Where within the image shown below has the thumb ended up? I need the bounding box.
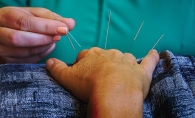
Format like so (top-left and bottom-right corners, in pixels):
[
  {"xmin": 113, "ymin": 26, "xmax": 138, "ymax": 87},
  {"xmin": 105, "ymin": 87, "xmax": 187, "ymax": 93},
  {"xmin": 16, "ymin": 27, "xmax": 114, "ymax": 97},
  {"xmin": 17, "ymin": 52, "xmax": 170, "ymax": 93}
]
[
  {"xmin": 46, "ymin": 58, "xmax": 88, "ymax": 101},
  {"xmin": 140, "ymin": 49, "xmax": 159, "ymax": 78},
  {"xmin": 46, "ymin": 58, "xmax": 73, "ymax": 89},
  {"xmin": 46, "ymin": 58, "xmax": 69, "ymax": 77}
]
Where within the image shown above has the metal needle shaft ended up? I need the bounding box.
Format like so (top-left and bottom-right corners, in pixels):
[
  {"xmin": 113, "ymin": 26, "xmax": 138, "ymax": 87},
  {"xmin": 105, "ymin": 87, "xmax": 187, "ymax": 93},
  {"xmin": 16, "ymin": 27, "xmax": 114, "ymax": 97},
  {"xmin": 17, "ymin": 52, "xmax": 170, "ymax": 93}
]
[
  {"xmin": 151, "ymin": 34, "xmax": 164, "ymax": 49},
  {"xmin": 67, "ymin": 34, "xmax": 75, "ymax": 50},
  {"xmin": 128, "ymin": 21, "xmax": 144, "ymax": 52},
  {"xmin": 105, "ymin": 10, "xmax": 111, "ymax": 49}
]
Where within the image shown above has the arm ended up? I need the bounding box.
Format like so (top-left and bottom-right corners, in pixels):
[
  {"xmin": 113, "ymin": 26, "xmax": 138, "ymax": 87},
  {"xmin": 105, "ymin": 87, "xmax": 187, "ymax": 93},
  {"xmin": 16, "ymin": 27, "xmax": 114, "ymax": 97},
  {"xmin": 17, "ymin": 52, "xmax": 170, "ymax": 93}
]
[{"xmin": 46, "ymin": 47, "xmax": 159, "ymax": 117}]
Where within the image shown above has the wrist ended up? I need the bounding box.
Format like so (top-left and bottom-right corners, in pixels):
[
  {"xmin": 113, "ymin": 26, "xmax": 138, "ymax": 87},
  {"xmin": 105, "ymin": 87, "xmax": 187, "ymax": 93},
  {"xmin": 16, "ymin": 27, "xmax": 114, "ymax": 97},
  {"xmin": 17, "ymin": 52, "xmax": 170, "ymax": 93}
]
[{"xmin": 87, "ymin": 88, "xmax": 144, "ymax": 118}]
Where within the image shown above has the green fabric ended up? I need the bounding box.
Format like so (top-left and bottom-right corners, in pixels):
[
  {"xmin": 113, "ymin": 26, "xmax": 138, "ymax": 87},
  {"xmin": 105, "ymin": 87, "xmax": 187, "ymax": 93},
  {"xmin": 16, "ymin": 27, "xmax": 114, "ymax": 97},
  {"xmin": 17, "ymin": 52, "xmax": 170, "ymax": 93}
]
[{"xmin": 0, "ymin": 0, "xmax": 195, "ymax": 63}]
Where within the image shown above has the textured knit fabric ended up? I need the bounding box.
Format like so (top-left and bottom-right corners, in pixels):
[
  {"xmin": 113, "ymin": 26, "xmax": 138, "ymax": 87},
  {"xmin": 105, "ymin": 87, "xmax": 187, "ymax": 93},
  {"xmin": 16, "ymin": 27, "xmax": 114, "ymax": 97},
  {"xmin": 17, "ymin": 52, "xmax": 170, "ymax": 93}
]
[
  {"xmin": 0, "ymin": 64, "xmax": 87, "ymax": 117},
  {"xmin": 0, "ymin": 50, "xmax": 195, "ymax": 117},
  {"xmin": 143, "ymin": 51, "xmax": 195, "ymax": 118}
]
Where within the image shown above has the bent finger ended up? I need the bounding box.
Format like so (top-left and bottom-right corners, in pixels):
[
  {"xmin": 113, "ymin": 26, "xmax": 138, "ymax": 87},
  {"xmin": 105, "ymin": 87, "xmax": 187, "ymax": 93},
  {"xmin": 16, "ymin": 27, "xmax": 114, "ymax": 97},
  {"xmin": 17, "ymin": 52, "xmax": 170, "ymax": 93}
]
[
  {"xmin": 2, "ymin": 44, "xmax": 55, "ymax": 63},
  {"xmin": 27, "ymin": 8, "xmax": 75, "ymax": 30},
  {"xmin": 75, "ymin": 47, "xmax": 104, "ymax": 63},
  {"xmin": 0, "ymin": 43, "xmax": 55, "ymax": 58},
  {"xmin": 0, "ymin": 7, "xmax": 73, "ymax": 35},
  {"xmin": 0, "ymin": 27, "xmax": 56, "ymax": 47},
  {"xmin": 25, "ymin": 7, "xmax": 75, "ymax": 30},
  {"xmin": 124, "ymin": 53, "xmax": 136, "ymax": 62},
  {"xmin": 46, "ymin": 58, "xmax": 89, "ymax": 101},
  {"xmin": 46, "ymin": 58, "xmax": 78, "ymax": 93}
]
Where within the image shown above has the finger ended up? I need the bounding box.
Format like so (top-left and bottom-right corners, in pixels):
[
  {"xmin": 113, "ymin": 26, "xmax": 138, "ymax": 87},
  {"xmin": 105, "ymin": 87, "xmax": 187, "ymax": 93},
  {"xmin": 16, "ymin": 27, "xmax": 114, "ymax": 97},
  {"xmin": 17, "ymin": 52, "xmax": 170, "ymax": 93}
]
[
  {"xmin": 74, "ymin": 47, "xmax": 103, "ymax": 63},
  {"xmin": 46, "ymin": 58, "xmax": 70, "ymax": 80},
  {"xmin": 123, "ymin": 53, "xmax": 137, "ymax": 64},
  {"xmin": 140, "ymin": 49, "xmax": 159, "ymax": 78},
  {"xmin": 2, "ymin": 43, "xmax": 55, "ymax": 63},
  {"xmin": 74, "ymin": 49, "xmax": 88, "ymax": 63},
  {"xmin": 124, "ymin": 53, "xmax": 136, "ymax": 62},
  {"xmin": 0, "ymin": 43, "xmax": 54, "ymax": 58},
  {"xmin": 26, "ymin": 8, "xmax": 75, "ymax": 30},
  {"xmin": 88, "ymin": 47, "xmax": 104, "ymax": 55},
  {"xmin": 46, "ymin": 58, "xmax": 78, "ymax": 93},
  {"xmin": 0, "ymin": 7, "xmax": 74, "ymax": 34},
  {"xmin": 105, "ymin": 49, "xmax": 124, "ymax": 62},
  {"xmin": 0, "ymin": 27, "xmax": 56, "ymax": 47},
  {"xmin": 57, "ymin": 18, "xmax": 75, "ymax": 31},
  {"xmin": 106, "ymin": 49, "xmax": 124, "ymax": 57},
  {"xmin": 20, "ymin": 7, "xmax": 75, "ymax": 31},
  {"xmin": 46, "ymin": 58, "xmax": 89, "ymax": 101}
]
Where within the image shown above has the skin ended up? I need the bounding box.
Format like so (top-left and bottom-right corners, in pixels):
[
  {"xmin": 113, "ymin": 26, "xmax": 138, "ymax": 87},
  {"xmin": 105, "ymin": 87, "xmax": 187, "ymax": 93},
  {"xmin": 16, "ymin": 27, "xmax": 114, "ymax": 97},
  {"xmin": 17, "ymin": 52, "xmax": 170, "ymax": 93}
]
[
  {"xmin": 46, "ymin": 47, "xmax": 159, "ymax": 118},
  {"xmin": 0, "ymin": 7, "xmax": 75, "ymax": 63}
]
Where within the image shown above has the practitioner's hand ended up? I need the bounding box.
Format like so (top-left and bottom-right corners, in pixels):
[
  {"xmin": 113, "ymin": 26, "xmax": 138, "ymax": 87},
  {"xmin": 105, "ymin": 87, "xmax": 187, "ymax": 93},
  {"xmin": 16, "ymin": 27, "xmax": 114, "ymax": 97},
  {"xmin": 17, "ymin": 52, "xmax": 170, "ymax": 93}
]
[
  {"xmin": 46, "ymin": 47, "xmax": 159, "ymax": 117},
  {"xmin": 0, "ymin": 7, "xmax": 75, "ymax": 63}
]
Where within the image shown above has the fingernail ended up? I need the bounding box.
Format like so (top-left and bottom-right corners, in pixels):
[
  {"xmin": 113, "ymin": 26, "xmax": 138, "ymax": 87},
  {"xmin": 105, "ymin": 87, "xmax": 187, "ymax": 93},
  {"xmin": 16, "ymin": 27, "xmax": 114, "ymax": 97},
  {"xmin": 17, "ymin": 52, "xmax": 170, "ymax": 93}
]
[
  {"xmin": 57, "ymin": 27, "xmax": 68, "ymax": 34},
  {"xmin": 149, "ymin": 49, "xmax": 157, "ymax": 53},
  {"xmin": 53, "ymin": 35, "xmax": 61, "ymax": 41},
  {"xmin": 46, "ymin": 59, "xmax": 54, "ymax": 70}
]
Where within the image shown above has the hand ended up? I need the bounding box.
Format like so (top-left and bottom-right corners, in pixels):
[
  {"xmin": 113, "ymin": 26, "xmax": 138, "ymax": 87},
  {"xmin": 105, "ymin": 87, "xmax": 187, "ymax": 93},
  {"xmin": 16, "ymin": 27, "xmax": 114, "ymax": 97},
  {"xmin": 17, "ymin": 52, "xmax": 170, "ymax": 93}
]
[
  {"xmin": 0, "ymin": 7, "xmax": 75, "ymax": 63},
  {"xmin": 46, "ymin": 47, "xmax": 159, "ymax": 117}
]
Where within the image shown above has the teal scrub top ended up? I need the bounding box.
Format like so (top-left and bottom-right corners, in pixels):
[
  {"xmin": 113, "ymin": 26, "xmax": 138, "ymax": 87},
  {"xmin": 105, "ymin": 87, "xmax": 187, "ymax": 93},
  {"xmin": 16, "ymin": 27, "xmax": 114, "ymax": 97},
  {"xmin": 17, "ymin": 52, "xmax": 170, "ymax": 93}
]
[{"xmin": 0, "ymin": 0, "xmax": 195, "ymax": 64}]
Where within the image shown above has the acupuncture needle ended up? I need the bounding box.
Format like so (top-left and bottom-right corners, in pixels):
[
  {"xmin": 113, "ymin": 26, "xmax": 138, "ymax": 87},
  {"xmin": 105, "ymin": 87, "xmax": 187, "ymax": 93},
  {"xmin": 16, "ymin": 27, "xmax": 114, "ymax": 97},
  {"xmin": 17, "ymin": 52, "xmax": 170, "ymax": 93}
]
[
  {"xmin": 52, "ymin": 13, "xmax": 81, "ymax": 49},
  {"xmin": 105, "ymin": 10, "xmax": 112, "ymax": 49},
  {"xmin": 68, "ymin": 32, "xmax": 81, "ymax": 47},
  {"xmin": 67, "ymin": 34, "xmax": 75, "ymax": 50},
  {"xmin": 128, "ymin": 21, "xmax": 144, "ymax": 52},
  {"xmin": 151, "ymin": 34, "xmax": 164, "ymax": 49}
]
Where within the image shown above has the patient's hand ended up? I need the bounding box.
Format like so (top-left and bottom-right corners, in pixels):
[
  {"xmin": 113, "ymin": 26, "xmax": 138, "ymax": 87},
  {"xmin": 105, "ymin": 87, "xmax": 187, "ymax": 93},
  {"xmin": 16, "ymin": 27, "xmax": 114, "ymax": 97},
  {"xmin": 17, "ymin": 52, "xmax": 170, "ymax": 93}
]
[{"xmin": 46, "ymin": 47, "xmax": 159, "ymax": 117}]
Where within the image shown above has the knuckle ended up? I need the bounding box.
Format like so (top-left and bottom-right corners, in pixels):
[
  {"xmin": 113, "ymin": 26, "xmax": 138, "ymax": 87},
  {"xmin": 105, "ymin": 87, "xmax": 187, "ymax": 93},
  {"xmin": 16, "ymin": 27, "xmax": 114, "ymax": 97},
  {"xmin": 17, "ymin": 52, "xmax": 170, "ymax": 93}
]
[
  {"xmin": 38, "ymin": 35, "xmax": 49, "ymax": 46},
  {"xmin": 90, "ymin": 47, "xmax": 100, "ymax": 51},
  {"xmin": 122, "ymin": 53, "xmax": 136, "ymax": 65},
  {"xmin": 110, "ymin": 49, "xmax": 120, "ymax": 53},
  {"xmin": 124, "ymin": 53, "xmax": 136, "ymax": 60},
  {"xmin": 44, "ymin": 23, "xmax": 50, "ymax": 33},
  {"xmin": 124, "ymin": 53, "xmax": 132, "ymax": 56},
  {"xmin": 29, "ymin": 48, "xmax": 38, "ymax": 55},
  {"xmin": 37, "ymin": 8, "xmax": 51, "ymax": 13},
  {"xmin": 38, "ymin": 45, "xmax": 54, "ymax": 59},
  {"xmin": 51, "ymin": 12, "xmax": 62, "ymax": 21},
  {"xmin": 50, "ymin": 61, "xmax": 64, "ymax": 75},
  {"xmin": 109, "ymin": 49, "xmax": 123, "ymax": 56},
  {"xmin": 8, "ymin": 31, "xmax": 20, "ymax": 46},
  {"xmin": 38, "ymin": 53, "xmax": 45, "ymax": 59},
  {"xmin": 0, "ymin": 7, "xmax": 10, "ymax": 14},
  {"xmin": 38, "ymin": 49, "xmax": 49, "ymax": 60},
  {"xmin": 88, "ymin": 47, "xmax": 102, "ymax": 54},
  {"xmin": 17, "ymin": 16, "xmax": 31, "ymax": 31},
  {"xmin": 51, "ymin": 12, "xmax": 62, "ymax": 19},
  {"xmin": 41, "ymin": 36, "xmax": 48, "ymax": 45}
]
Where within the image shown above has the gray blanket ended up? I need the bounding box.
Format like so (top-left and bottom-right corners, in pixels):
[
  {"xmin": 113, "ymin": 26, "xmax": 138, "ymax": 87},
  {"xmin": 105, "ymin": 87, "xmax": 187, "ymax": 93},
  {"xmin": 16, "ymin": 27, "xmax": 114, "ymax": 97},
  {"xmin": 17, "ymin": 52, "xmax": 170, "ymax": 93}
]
[{"xmin": 0, "ymin": 50, "xmax": 195, "ymax": 118}]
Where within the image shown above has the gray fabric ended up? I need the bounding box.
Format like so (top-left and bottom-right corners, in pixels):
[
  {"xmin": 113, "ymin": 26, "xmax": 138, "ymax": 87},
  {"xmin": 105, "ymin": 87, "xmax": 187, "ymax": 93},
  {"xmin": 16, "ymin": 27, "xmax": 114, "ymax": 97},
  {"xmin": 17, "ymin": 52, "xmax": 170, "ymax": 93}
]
[{"xmin": 0, "ymin": 50, "xmax": 195, "ymax": 117}]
